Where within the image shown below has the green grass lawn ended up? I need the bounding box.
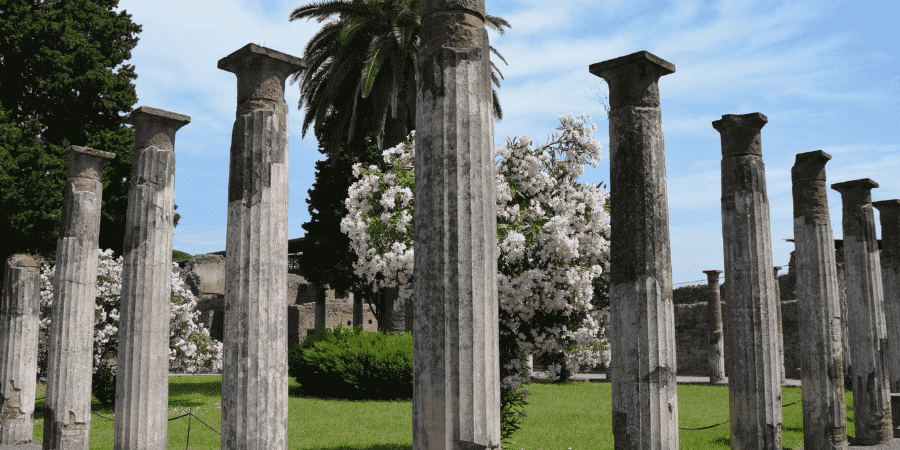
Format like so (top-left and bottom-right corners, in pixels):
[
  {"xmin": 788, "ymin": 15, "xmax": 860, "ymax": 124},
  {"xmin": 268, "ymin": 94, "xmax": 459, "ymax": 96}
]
[{"xmin": 31, "ymin": 376, "xmax": 856, "ymax": 449}]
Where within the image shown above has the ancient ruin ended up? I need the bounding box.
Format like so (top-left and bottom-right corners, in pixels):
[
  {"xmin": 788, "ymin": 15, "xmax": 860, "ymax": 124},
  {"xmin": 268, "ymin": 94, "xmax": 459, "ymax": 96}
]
[
  {"xmin": 0, "ymin": 255, "xmax": 41, "ymax": 445},
  {"xmin": 218, "ymin": 43, "xmax": 304, "ymax": 449},
  {"xmin": 791, "ymin": 150, "xmax": 848, "ymax": 449},
  {"xmin": 703, "ymin": 270, "xmax": 725, "ymax": 384},
  {"xmin": 43, "ymin": 146, "xmax": 115, "ymax": 450},
  {"xmin": 590, "ymin": 50, "xmax": 679, "ymax": 448},
  {"xmin": 714, "ymin": 112, "xmax": 782, "ymax": 448},
  {"xmin": 413, "ymin": 1, "xmax": 501, "ymax": 447},
  {"xmin": 873, "ymin": 199, "xmax": 900, "ymax": 395},
  {"xmin": 114, "ymin": 106, "xmax": 190, "ymax": 449},
  {"xmin": 773, "ymin": 266, "xmax": 785, "ymax": 386},
  {"xmin": 833, "ymin": 178, "xmax": 894, "ymax": 445}
]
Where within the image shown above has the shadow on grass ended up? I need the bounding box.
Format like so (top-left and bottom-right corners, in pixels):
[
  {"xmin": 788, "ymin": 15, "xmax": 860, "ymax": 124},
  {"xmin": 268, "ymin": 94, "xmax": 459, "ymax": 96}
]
[
  {"xmin": 288, "ymin": 384, "xmax": 412, "ymax": 403},
  {"xmin": 168, "ymin": 379, "xmax": 222, "ymax": 397}
]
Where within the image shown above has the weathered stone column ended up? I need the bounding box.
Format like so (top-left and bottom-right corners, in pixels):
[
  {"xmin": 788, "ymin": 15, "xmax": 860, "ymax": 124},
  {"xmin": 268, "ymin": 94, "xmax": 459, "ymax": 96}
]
[
  {"xmin": 113, "ymin": 106, "xmax": 190, "ymax": 449},
  {"xmin": 703, "ymin": 270, "xmax": 726, "ymax": 385},
  {"xmin": 0, "ymin": 255, "xmax": 41, "ymax": 445},
  {"xmin": 218, "ymin": 43, "xmax": 304, "ymax": 449},
  {"xmin": 836, "ymin": 260, "xmax": 853, "ymax": 384},
  {"xmin": 590, "ymin": 51, "xmax": 679, "ymax": 449},
  {"xmin": 714, "ymin": 112, "xmax": 782, "ymax": 449},
  {"xmin": 874, "ymin": 199, "xmax": 900, "ymax": 394},
  {"xmin": 791, "ymin": 150, "xmax": 848, "ymax": 450},
  {"xmin": 413, "ymin": 1, "xmax": 501, "ymax": 447},
  {"xmin": 773, "ymin": 266, "xmax": 785, "ymax": 385},
  {"xmin": 832, "ymin": 178, "xmax": 894, "ymax": 445},
  {"xmin": 43, "ymin": 146, "xmax": 115, "ymax": 450}
]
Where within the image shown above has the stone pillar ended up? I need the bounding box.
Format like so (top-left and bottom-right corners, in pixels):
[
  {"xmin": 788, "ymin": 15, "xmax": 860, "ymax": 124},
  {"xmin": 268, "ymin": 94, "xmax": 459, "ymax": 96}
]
[
  {"xmin": 218, "ymin": 43, "xmax": 304, "ymax": 450},
  {"xmin": 113, "ymin": 106, "xmax": 190, "ymax": 449},
  {"xmin": 773, "ymin": 266, "xmax": 785, "ymax": 386},
  {"xmin": 703, "ymin": 270, "xmax": 726, "ymax": 385},
  {"xmin": 0, "ymin": 255, "xmax": 41, "ymax": 445},
  {"xmin": 413, "ymin": 1, "xmax": 501, "ymax": 447},
  {"xmin": 874, "ymin": 199, "xmax": 900, "ymax": 394},
  {"xmin": 832, "ymin": 178, "xmax": 894, "ymax": 445},
  {"xmin": 525, "ymin": 354, "xmax": 534, "ymax": 379},
  {"xmin": 590, "ymin": 51, "xmax": 679, "ymax": 449},
  {"xmin": 43, "ymin": 146, "xmax": 115, "ymax": 450},
  {"xmin": 791, "ymin": 150, "xmax": 848, "ymax": 450},
  {"xmin": 315, "ymin": 286, "xmax": 326, "ymax": 334},
  {"xmin": 714, "ymin": 113, "xmax": 782, "ymax": 449},
  {"xmin": 353, "ymin": 293, "xmax": 364, "ymax": 329}
]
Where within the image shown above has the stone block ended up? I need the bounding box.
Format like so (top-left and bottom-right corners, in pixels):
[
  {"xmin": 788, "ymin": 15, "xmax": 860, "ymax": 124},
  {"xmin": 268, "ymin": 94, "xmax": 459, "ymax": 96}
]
[{"xmin": 181, "ymin": 254, "xmax": 225, "ymax": 298}]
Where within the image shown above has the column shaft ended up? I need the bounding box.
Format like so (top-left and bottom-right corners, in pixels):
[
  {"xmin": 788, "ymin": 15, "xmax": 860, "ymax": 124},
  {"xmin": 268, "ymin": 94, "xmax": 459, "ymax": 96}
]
[
  {"xmin": 773, "ymin": 266, "xmax": 785, "ymax": 386},
  {"xmin": 714, "ymin": 113, "xmax": 782, "ymax": 449},
  {"xmin": 703, "ymin": 270, "xmax": 725, "ymax": 384},
  {"xmin": 832, "ymin": 178, "xmax": 893, "ymax": 445},
  {"xmin": 590, "ymin": 51, "xmax": 679, "ymax": 449},
  {"xmin": 873, "ymin": 199, "xmax": 900, "ymax": 394},
  {"xmin": 791, "ymin": 150, "xmax": 848, "ymax": 450},
  {"xmin": 413, "ymin": 1, "xmax": 501, "ymax": 448},
  {"xmin": 43, "ymin": 146, "xmax": 115, "ymax": 450},
  {"xmin": 0, "ymin": 255, "xmax": 41, "ymax": 445},
  {"xmin": 114, "ymin": 106, "xmax": 190, "ymax": 449},
  {"xmin": 218, "ymin": 43, "xmax": 304, "ymax": 450}
]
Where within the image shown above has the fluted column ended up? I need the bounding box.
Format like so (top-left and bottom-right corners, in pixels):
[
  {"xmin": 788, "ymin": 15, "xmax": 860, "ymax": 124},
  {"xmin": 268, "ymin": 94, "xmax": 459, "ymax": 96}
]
[
  {"xmin": 703, "ymin": 270, "xmax": 725, "ymax": 384},
  {"xmin": 714, "ymin": 113, "xmax": 782, "ymax": 449},
  {"xmin": 114, "ymin": 106, "xmax": 190, "ymax": 449},
  {"xmin": 43, "ymin": 146, "xmax": 115, "ymax": 450},
  {"xmin": 218, "ymin": 43, "xmax": 304, "ymax": 450},
  {"xmin": 590, "ymin": 51, "xmax": 679, "ymax": 449},
  {"xmin": 413, "ymin": 1, "xmax": 501, "ymax": 447},
  {"xmin": 832, "ymin": 179, "xmax": 894, "ymax": 444},
  {"xmin": 791, "ymin": 150, "xmax": 848, "ymax": 450},
  {"xmin": 874, "ymin": 199, "xmax": 900, "ymax": 394},
  {"xmin": 773, "ymin": 266, "xmax": 785, "ymax": 386},
  {"xmin": 0, "ymin": 255, "xmax": 41, "ymax": 445}
]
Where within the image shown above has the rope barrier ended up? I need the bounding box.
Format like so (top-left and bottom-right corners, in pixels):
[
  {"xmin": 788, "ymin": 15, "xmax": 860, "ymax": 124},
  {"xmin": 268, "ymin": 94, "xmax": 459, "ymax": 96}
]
[{"xmin": 678, "ymin": 398, "xmax": 802, "ymax": 430}]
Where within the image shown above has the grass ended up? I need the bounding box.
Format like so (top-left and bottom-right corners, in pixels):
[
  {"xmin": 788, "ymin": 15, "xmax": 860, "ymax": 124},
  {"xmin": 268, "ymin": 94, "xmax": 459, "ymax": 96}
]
[{"xmin": 29, "ymin": 376, "xmax": 859, "ymax": 449}]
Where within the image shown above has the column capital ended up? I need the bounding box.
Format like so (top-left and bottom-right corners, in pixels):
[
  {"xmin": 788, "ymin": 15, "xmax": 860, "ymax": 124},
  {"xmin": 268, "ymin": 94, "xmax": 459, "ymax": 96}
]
[
  {"xmin": 832, "ymin": 178, "xmax": 878, "ymax": 204},
  {"xmin": 589, "ymin": 50, "xmax": 675, "ymax": 109},
  {"xmin": 712, "ymin": 113, "xmax": 768, "ymax": 157},
  {"xmin": 702, "ymin": 270, "xmax": 722, "ymax": 284},
  {"xmin": 125, "ymin": 106, "xmax": 190, "ymax": 152},
  {"xmin": 5, "ymin": 254, "xmax": 39, "ymax": 268},
  {"xmin": 218, "ymin": 43, "xmax": 305, "ymax": 110},
  {"xmin": 874, "ymin": 200, "xmax": 900, "ymax": 222},
  {"xmin": 64, "ymin": 146, "xmax": 115, "ymax": 180},
  {"xmin": 791, "ymin": 150, "xmax": 832, "ymax": 182},
  {"xmin": 773, "ymin": 266, "xmax": 782, "ymax": 276}
]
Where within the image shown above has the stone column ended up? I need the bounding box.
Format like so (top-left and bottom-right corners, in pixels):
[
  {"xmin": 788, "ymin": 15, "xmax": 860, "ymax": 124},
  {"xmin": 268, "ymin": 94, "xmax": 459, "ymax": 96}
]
[
  {"xmin": 590, "ymin": 51, "xmax": 679, "ymax": 449},
  {"xmin": 353, "ymin": 293, "xmax": 363, "ymax": 329},
  {"xmin": 791, "ymin": 150, "xmax": 848, "ymax": 450},
  {"xmin": 114, "ymin": 106, "xmax": 190, "ymax": 449},
  {"xmin": 43, "ymin": 146, "xmax": 115, "ymax": 450},
  {"xmin": 218, "ymin": 43, "xmax": 304, "ymax": 450},
  {"xmin": 714, "ymin": 113, "xmax": 782, "ymax": 449},
  {"xmin": 874, "ymin": 199, "xmax": 900, "ymax": 394},
  {"xmin": 525, "ymin": 354, "xmax": 534, "ymax": 379},
  {"xmin": 703, "ymin": 270, "xmax": 726, "ymax": 384},
  {"xmin": 413, "ymin": 1, "xmax": 501, "ymax": 447},
  {"xmin": 832, "ymin": 178, "xmax": 894, "ymax": 445},
  {"xmin": 0, "ymin": 255, "xmax": 41, "ymax": 445},
  {"xmin": 773, "ymin": 266, "xmax": 785, "ymax": 385}
]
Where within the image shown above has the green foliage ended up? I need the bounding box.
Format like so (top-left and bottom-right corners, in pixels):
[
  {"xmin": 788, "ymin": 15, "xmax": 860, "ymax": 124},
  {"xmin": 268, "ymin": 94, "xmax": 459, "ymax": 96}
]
[
  {"xmin": 0, "ymin": 0, "xmax": 142, "ymax": 277},
  {"xmin": 91, "ymin": 360, "xmax": 117, "ymax": 408},
  {"xmin": 172, "ymin": 249, "xmax": 192, "ymax": 262},
  {"xmin": 288, "ymin": 325, "xmax": 413, "ymax": 401}
]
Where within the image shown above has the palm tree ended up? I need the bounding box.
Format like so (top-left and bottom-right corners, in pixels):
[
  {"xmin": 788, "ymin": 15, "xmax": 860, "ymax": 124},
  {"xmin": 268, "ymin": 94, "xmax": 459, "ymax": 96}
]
[{"xmin": 288, "ymin": 0, "xmax": 510, "ymax": 158}]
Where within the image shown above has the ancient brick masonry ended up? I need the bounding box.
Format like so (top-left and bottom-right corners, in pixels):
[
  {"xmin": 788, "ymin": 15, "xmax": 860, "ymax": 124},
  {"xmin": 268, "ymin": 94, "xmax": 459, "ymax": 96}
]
[
  {"xmin": 833, "ymin": 179, "xmax": 894, "ymax": 445},
  {"xmin": 714, "ymin": 112, "xmax": 782, "ymax": 449},
  {"xmin": 873, "ymin": 199, "xmax": 900, "ymax": 395},
  {"xmin": 43, "ymin": 146, "xmax": 115, "ymax": 450},
  {"xmin": 703, "ymin": 270, "xmax": 725, "ymax": 384},
  {"xmin": 218, "ymin": 43, "xmax": 304, "ymax": 450},
  {"xmin": 413, "ymin": 1, "xmax": 501, "ymax": 448},
  {"xmin": 791, "ymin": 150, "xmax": 848, "ymax": 450},
  {"xmin": 0, "ymin": 255, "xmax": 41, "ymax": 445},
  {"xmin": 590, "ymin": 50, "xmax": 679, "ymax": 449},
  {"xmin": 114, "ymin": 106, "xmax": 190, "ymax": 450}
]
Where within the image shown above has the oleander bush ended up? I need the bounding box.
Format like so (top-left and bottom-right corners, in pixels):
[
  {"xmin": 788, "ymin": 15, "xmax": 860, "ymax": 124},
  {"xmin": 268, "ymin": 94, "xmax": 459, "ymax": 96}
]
[{"xmin": 288, "ymin": 325, "xmax": 413, "ymax": 401}]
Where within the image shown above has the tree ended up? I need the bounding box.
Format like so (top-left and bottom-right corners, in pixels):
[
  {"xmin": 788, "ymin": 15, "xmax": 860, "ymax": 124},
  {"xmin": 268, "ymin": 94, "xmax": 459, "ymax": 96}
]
[
  {"xmin": 288, "ymin": 0, "xmax": 510, "ymax": 158},
  {"xmin": 0, "ymin": 0, "xmax": 142, "ymax": 289}
]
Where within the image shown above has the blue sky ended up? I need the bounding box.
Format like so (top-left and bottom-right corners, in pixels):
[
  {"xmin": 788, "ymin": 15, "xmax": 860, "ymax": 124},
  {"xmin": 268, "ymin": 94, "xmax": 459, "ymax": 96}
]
[{"xmin": 112, "ymin": 0, "xmax": 899, "ymax": 287}]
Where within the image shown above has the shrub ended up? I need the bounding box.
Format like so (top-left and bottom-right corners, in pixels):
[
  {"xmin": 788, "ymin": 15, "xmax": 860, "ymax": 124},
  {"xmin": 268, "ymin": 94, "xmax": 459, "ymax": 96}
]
[
  {"xmin": 92, "ymin": 360, "xmax": 117, "ymax": 408},
  {"xmin": 288, "ymin": 325, "xmax": 412, "ymax": 401}
]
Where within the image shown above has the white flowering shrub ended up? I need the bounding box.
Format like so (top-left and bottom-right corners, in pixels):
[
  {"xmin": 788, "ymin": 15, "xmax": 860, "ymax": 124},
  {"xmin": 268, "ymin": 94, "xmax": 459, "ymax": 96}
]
[
  {"xmin": 37, "ymin": 248, "xmax": 223, "ymax": 380},
  {"xmin": 341, "ymin": 113, "xmax": 612, "ymax": 393}
]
